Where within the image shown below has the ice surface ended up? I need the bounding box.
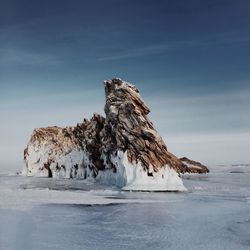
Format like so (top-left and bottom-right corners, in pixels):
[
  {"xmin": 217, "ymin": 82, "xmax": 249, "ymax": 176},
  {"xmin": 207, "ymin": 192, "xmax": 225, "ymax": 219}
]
[
  {"xmin": 0, "ymin": 164, "xmax": 250, "ymax": 250},
  {"xmin": 0, "ymin": 175, "xmax": 158, "ymax": 211}
]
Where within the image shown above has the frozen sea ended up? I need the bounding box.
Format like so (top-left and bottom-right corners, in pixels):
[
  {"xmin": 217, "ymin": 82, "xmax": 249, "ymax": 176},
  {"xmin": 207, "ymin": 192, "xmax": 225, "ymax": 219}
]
[{"xmin": 0, "ymin": 165, "xmax": 250, "ymax": 250}]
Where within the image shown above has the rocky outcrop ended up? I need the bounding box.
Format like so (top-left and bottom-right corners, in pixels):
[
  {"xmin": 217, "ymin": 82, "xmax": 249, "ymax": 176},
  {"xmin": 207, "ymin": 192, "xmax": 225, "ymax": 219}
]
[
  {"xmin": 23, "ymin": 78, "xmax": 208, "ymax": 191},
  {"xmin": 24, "ymin": 114, "xmax": 105, "ymax": 179},
  {"xmin": 180, "ymin": 157, "xmax": 209, "ymax": 174}
]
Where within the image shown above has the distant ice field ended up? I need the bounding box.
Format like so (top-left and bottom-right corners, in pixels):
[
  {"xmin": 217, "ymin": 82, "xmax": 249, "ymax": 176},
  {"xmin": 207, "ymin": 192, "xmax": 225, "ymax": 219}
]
[{"xmin": 0, "ymin": 165, "xmax": 249, "ymax": 250}]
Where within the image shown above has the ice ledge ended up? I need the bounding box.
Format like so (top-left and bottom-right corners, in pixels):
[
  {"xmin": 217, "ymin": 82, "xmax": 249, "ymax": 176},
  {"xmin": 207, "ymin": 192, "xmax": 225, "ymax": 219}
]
[{"xmin": 96, "ymin": 151, "xmax": 186, "ymax": 192}]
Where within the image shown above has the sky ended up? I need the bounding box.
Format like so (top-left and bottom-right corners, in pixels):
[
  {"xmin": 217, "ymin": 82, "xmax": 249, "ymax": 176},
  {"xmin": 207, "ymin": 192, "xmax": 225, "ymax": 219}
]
[{"xmin": 0, "ymin": 0, "xmax": 250, "ymax": 172}]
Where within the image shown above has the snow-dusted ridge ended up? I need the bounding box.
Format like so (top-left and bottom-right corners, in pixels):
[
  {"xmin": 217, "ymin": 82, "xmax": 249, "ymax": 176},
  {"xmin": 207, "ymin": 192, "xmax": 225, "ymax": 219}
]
[{"xmin": 23, "ymin": 78, "xmax": 208, "ymax": 191}]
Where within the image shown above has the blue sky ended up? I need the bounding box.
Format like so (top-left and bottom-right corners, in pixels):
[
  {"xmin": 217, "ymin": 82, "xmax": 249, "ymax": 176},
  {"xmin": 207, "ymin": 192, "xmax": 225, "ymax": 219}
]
[{"xmin": 0, "ymin": 0, "xmax": 250, "ymax": 171}]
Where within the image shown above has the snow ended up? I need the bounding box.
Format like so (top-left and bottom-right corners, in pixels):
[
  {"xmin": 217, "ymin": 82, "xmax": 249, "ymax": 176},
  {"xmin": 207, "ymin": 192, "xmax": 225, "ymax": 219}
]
[{"xmin": 97, "ymin": 150, "xmax": 186, "ymax": 191}]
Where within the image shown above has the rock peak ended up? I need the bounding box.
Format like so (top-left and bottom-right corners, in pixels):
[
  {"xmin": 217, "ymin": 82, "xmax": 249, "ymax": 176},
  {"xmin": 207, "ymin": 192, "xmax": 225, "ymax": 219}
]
[{"xmin": 23, "ymin": 78, "xmax": 208, "ymax": 191}]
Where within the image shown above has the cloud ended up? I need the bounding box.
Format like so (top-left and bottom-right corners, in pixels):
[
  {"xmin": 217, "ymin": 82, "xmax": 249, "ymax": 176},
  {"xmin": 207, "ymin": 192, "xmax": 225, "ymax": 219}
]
[
  {"xmin": 0, "ymin": 86, "xmax": 105, "ymax": 173},
  {"xmin": 144, "ymin": 86, "xmax": 250, "ymax": 135},
  {"xmin": 95, "ymin": 31, "xmax": 250, "ymax": 62},
  {"xmin": 164, "ymin": 131, "xmax": 250, "ymax": 165},
  {"xmin": 0, "ymin": 48, "xmax": 61, "ymax": 66},
  {"xmin": 96, "ymin": 44, "xmax": 170, "ymax": 61}
]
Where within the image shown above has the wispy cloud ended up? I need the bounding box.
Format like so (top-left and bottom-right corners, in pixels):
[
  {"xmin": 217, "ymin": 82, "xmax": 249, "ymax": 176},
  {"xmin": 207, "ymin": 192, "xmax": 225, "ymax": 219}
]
[
  {"xmin": 0, "ymin": 48, "xmax": 61, "ymax": 66},
  {"xmin": 97, "ymin": 44, "xmax": 170, "ymax": 61},
  {"xmin": 145, "ymin": 86, "xmax": 250, "ymax": 136},
  {"xmin": 96, "ymin": 31, "xmax": 250, "ymax": 62}
]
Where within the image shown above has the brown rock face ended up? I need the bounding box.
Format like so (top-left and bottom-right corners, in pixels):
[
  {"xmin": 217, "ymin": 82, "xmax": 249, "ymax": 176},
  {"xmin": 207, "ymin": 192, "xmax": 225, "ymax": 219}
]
[
  {"xmin": 180, "ymin": 157, "xmax": 209, "ymax": 174},
  {"xmin": 23, "ymin": 78, "xmax": 208, "ymax": 190},
  {"xmin": 100, "ymin": 78, "xmax": 191, "ymax": 174}
]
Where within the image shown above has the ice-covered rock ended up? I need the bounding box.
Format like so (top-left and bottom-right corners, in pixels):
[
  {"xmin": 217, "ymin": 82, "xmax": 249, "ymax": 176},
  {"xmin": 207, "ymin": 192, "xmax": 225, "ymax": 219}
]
[
  {"xmin": 23, "ymin": 78, "xmax": 208, "ymax": 191},
  {"xmin": 180, "ymin": 157, "xmax": 209, "ymax": 174},
  {"xmin": 23, "ymin": 114, "xmax": 105, "ymax": 179}
]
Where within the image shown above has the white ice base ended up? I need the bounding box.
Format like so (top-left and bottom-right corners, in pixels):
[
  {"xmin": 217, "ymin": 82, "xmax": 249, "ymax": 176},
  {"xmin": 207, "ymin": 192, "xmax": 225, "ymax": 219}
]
[{"xmin": 97, "ymin": 151, "xmax": 186, "ymax": 192}]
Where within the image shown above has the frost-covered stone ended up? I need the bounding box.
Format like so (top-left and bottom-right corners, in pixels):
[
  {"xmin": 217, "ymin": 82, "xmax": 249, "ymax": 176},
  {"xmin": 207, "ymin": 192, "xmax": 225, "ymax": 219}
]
[
  {"xmin": 23, "ymin": 78, "xmax": 208, "ymax": 191},
  {"xmin": 96, "ymin": 151, "xmax": 186, "ymax": 191},
  {"xmin": 23, "ymin": 114, "xmax": 105, "ymax": 179},
  {"xmin": 180, "ymin": 157, "xmax": 209, "ymax": 174}
]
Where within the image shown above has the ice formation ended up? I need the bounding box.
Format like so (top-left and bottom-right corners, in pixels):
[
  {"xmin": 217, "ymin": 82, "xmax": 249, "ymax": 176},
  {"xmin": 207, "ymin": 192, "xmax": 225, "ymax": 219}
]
[{"xmin": 23, "ymin": 78, "xmax": 208, "ymax": 191}]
